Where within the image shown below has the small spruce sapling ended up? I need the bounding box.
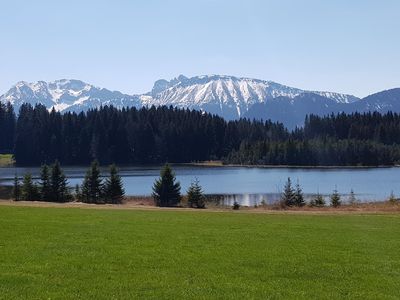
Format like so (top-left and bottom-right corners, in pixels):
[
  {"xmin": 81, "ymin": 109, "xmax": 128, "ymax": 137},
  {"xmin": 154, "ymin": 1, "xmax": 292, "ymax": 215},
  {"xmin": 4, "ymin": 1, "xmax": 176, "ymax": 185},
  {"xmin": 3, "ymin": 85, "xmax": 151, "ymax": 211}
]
[{"xmin": 330, "ymin": 188, "xmax": 341, "ymax": 207}]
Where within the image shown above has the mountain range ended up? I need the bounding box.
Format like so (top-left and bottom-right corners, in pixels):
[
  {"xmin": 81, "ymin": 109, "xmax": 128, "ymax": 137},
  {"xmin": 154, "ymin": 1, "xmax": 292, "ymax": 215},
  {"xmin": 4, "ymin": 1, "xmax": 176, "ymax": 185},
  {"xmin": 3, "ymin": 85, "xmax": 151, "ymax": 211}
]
[{"xmin": 1, "ymin": 75, "xmax": 399, "ymax": 128}]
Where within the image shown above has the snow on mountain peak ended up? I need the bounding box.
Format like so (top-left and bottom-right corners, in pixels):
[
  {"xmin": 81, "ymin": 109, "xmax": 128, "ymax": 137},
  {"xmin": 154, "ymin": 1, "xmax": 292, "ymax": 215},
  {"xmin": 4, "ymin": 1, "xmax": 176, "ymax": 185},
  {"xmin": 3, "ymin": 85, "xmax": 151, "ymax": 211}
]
[
  {"xmin": 143, "ymin": 75, "xmax": 359, "ymax": 119},
  {"xmin": 0, "ymin": 75, "xmax": 360, "ymax": 120},
  {"xmin": 0, "ymin": 79, "xmax": 141, "ymax": 113}
]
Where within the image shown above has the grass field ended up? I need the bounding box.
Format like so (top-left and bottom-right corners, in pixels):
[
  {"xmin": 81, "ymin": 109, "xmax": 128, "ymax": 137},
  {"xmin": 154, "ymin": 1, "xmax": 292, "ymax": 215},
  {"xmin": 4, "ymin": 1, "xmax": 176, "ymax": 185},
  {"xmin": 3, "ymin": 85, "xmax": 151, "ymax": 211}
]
[
  {"xmin": 0, "ymin": 205, "xmax": 399, "ymax": 299},
  {"xmin": 0, "ymin": 154, "xmax": 14, "ymax": 167}
]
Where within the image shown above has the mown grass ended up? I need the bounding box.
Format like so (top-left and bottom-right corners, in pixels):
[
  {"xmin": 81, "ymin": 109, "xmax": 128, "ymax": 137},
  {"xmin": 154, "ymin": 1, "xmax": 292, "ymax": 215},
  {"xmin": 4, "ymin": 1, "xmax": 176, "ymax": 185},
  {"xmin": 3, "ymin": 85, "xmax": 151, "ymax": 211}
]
[{"xmin": 0, "ymin": 206, "xmax": 399, "ymax": 299}]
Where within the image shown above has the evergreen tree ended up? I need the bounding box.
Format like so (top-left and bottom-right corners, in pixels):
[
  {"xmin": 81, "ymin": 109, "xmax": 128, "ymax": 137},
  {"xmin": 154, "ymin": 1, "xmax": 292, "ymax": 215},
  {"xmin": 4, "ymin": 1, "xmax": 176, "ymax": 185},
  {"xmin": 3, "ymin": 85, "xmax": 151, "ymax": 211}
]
[
  {"xmin": 104, "ymin": 164, "xmax": 125, "ymax": 204},
  {"xmin": 9, "ymin": 103, "xmax": 400, "ymax": 167},
  {"xmin": 12, "ymin": 174, "xmax": 20, "ymax": 201},
  {"xmin": 152, "ymin": 164, "xmax": 181, "ymax": 207},
  {"xmin": 232, "ymin": 201, "xmax": 240, "ymax": 210},
  {"xmin": 281, "ymin": 177, "xmax": 295, "ymax": 207},
  {"xmin": 39, "ymin": 164, "xmax": 52, "ymax": 202},
  {"xmin": 74, "ymin": 184, "xmax": 81, "ymax": 201},
  {"xmin": 330, "ymin": 188, "xmax": 341, "ymax": 207},
  {"xmin": 50, "ymin": 160, "xmax": 71, "ymax": 202},
  {"xmin": 187, "ymin": 178, "xmax": 205, "ymax": 208},
  {"xmin": 309, "ymin": 193, "xmax": 325, "ymax": 207},
  {"xmin": 388, "ymin": 191, "xmax": 397, "ymax": 204},
  {"xmin": 81, "ymin": 160, "xmax": 103, "ymax": 204},
  {"xmin": 294, "ymin": 180, "xmax": 305, "ymax": 207},
  {"xmin": 21, "ymin": 173, "xmax": 39, "ymax": 201},
  {"xmin": 348, "ymin": 189, "xmax": 357, "ymax": 205}
]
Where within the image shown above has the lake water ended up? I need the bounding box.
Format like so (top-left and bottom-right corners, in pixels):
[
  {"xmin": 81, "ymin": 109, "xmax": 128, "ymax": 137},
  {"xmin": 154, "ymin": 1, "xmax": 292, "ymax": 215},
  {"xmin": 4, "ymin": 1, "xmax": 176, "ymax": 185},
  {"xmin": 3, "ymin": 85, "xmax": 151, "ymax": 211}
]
[{"xmin": 0, "ymin": 165, "xmax": 399, "ymax": 205}]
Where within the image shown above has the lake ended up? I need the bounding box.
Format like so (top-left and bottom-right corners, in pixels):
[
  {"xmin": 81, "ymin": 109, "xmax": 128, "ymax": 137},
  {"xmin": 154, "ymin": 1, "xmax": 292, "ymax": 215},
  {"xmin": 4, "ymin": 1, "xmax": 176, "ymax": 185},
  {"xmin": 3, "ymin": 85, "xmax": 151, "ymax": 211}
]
[{"xmin": 0, "ymin": 165, "xmax": 398, "ymax": 205}]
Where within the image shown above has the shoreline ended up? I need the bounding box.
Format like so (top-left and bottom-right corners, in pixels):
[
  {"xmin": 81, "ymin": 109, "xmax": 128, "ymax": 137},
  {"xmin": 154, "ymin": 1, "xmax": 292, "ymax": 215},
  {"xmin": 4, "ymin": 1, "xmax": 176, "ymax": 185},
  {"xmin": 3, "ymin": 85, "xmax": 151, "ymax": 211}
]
[
  {"xmin": 0, "ymin": 199, "xmax": 399, "ymax": 215},
  {"xmin": 1, "ymin": 160, "xmax": 400, "ymax": 169},
  {"xmin": 183, "ymin": 161, "xmax": 400, "ymax": 169}
]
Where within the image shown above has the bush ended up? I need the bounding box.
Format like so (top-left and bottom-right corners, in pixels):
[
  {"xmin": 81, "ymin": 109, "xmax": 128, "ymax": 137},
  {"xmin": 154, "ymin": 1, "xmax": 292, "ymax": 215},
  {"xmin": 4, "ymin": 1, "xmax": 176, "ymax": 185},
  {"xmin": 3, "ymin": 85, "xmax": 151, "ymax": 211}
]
[{"xmin": 232, "ymin": 201, "xmax": 240, "ymax": 210}]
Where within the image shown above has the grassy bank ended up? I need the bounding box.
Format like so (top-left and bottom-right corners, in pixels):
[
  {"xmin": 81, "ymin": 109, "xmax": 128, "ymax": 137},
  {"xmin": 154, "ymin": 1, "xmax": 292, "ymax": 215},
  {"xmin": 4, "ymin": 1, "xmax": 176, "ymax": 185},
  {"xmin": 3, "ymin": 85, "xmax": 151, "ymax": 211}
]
[
  {"xmin": 0, "ymin": 154, "xmax": 13, "ymax": 167},
  {"xmin": 0, "ymin": 205, "xmax": 399, "ymax": 299}
]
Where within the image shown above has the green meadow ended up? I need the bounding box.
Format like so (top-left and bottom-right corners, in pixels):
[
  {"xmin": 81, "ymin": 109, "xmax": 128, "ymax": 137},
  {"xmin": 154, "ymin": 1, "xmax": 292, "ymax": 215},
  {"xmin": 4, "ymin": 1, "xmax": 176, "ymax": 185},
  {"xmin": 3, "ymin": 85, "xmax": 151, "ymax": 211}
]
[
  {"xmin": 0, "ymin": 205, "xmax": 399, "ymax": 299},
  {"xmin": 0, "ymin": 154, "xmax": 13, "ymax": 167}
]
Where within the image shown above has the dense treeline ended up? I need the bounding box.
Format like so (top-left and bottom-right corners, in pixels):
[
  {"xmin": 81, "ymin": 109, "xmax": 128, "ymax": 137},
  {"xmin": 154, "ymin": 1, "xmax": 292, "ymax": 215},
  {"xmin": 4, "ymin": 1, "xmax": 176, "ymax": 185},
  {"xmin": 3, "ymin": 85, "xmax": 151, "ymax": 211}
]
[
  {"xmin": 8, "ymin": 104, "xmax": 287, "ymax": 165},
  {"xmin": 2, "ymin": 103, "xmax": 400, "ymax": 166},
  {"xmin": 0, "ymin": 102, "xmax": 16, "ymax": 153},
  {"xmin": 226, "ymin": 138, "xmax": 400, "ymax": 166},
  {"xmin": 227, "ymin": 113, "xmax": 400, "ymax": 166}
]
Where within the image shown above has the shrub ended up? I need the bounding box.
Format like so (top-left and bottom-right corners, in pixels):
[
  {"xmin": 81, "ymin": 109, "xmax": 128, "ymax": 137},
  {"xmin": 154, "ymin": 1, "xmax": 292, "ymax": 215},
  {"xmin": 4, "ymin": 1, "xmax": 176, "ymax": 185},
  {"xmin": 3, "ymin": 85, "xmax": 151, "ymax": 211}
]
[{"xmin": 232, "ymin": 201, "xmax": 240, "ymax": 210}]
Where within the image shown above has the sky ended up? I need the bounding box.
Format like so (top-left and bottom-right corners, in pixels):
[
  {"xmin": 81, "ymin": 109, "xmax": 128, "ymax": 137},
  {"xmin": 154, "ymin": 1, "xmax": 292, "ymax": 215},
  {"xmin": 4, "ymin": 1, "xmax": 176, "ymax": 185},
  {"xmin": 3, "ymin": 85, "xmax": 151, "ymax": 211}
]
[{"xmin": 0, "ymin": 0, "xmax": 399, "ymax": 97}]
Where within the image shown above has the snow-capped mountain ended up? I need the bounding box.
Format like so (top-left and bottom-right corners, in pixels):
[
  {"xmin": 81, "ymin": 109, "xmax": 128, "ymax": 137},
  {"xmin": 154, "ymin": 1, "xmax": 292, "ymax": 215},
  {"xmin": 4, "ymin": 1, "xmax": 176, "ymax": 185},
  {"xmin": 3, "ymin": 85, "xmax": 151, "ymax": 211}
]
[
  {"xmin": 1, "ymin": 75, "xmax": 399, "ymax": 128},
  {"xmin": 0, "ymin": 75, "xmax": 358, "ymax": 119},
  {"xmin": 0, "ymin": 79, "xmax": 142, "ymax": 113},
  {"xmin": 143, "ymin": 75, "xmax": 359, "ymax": 119}
]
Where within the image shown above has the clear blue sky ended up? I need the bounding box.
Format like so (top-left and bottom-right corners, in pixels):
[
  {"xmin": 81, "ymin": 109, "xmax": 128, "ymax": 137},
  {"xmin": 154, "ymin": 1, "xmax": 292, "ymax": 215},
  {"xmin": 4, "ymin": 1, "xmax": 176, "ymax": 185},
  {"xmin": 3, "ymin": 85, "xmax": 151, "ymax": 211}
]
[{"xmin": 1, "ymin": 0, "xmax": 399, "ymax": 97}]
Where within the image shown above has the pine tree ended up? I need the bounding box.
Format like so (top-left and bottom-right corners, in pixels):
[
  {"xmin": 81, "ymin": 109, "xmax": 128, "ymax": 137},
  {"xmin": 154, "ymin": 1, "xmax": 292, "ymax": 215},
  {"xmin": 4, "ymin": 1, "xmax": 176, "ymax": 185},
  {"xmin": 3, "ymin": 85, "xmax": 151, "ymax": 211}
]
[
  {"xmin": 81, "ymin": 160, "xmax": 103, "ymax": 204},
  {"xmin": 232, "ymin": 201, "xmax": 240, "ymax": 210},
  {"xmin": 294, "ymin": 180, "xmax": 305, "ymax": 207},
  {"xmin": 74, "ymin": 184, "xmax": 81, "ymax": 201},
  {"xmin": 104, "ymin": 164, "xmax": 125, "ymax": 204},
  {"xmin": 152, "ymin": 164, "xmax": 181, "ymax": 207},
  {"xmin": 309, "ymin": 192, "xmax": 325, "ymax": 207},
  {"xmin": 330, "ymin": 188, "xmax": 341, "ymax": 207},
  {"xmin": 50, "ymin": 160, "xmax": 71, "ymax": 202},
  {"xmin": 348, "ymin": 189, "xmax": 357, "ymax": 205},
  {"xmin": 39, "ymin": 164, "xmax": 52, "ymax": 202},
  {"xmin": 12, "ymin": 174, "xmax": 20, "ymax": 201},
  {"xmin": 281, "ymin": 177, "xmax": 295, "ymax": 207},
  {"xmin": 388, "ymin": 191, "xmax": 397, "ymax": 204},
  {"xmin": 21, "ymin": 173, "xmax": 39, "ymax": 201},
  {"xmin": 187, "ymin": 178, "xmax": 205, "ymax": 208}
]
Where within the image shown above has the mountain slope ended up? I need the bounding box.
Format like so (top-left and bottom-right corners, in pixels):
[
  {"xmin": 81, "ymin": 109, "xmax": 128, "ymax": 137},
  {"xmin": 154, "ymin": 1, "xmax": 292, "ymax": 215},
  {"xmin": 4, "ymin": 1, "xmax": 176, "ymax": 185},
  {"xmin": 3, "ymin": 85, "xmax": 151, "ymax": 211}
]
[
  {"xmin": 0, "ymin": 79, "xmax": 142, "ymax": 113},
  {"xmin": 243, "ymin": 93, "xmax": 353, "ymax": 129},
  {"xmin": 350, "ymin": 88, "xmax": 400, "ymax": 113},
  {"xmin": 2, "ymin": 75, "xmax": 399, "ymax": 129},
  {"xmin": 0, "ymin": 75, "xmax": 358, "ymax": 120},
  {"xmin": 143, "ymin": 75, "xmax": 358, "ymax": 119}
]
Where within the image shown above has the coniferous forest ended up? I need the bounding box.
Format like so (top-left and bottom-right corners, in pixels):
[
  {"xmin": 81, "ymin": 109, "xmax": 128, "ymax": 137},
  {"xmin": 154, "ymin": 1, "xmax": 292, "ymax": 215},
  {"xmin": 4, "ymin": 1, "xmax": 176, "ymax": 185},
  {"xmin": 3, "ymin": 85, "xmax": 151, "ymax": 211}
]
[{"xmin": 2, "ymin": 102, "xmax": 400, "ymax": 166}]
